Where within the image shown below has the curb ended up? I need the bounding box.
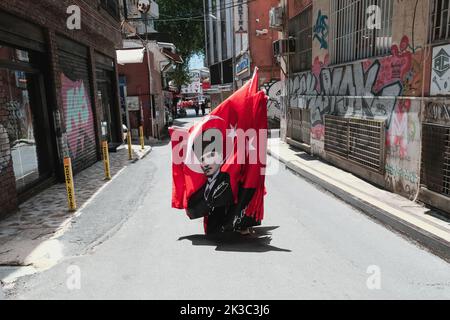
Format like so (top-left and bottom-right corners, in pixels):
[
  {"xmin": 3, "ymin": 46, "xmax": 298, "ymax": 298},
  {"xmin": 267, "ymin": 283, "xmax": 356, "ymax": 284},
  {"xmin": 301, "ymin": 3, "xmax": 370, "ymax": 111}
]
[
  {"xmin": 139, "ymin": 146, "xmax": 152, "ymax": 159},
  {"xmin": 132, "ymin": 147, "xmax": 152, "ymax": 163},
  {"xmin": 268, "ymin": 148, "xmax": 450, "ymax": 263}
]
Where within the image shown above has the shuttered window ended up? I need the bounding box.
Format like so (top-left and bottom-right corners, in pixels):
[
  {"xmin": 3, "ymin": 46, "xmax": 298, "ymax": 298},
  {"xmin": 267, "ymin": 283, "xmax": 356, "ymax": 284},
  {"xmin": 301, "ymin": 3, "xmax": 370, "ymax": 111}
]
[{"xmin": 57, "ymin": 36, "xmax": 98, "ymax": 174}]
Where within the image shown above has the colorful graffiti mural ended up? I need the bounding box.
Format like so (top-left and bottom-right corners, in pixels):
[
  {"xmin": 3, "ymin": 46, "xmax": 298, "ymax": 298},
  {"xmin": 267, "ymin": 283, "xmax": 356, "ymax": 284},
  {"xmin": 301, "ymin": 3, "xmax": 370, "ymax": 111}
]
[
  {"xmin": 61, "ymin": 74, "xmax": 95, "ymax": 159},
  {"xmin": 289, "ymin": 58, "xmax": 402, "ymax": 140},
  {"xmin": 0, "ymin": 124, "xmax": 11, "ymax": 173},
  {"xmin": 289, "ymin": 36, "xmax": 421, "ymax": 142}
]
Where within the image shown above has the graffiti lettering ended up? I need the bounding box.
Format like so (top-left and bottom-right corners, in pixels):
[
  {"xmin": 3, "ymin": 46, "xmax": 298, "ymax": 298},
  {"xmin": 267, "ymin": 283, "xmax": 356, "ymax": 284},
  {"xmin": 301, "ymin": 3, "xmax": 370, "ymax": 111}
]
[
  {"xmin": 0, "ymin": 124, "xmax": 11, "ymax": 172},
  {"xmin": 289, "ymin": 60, "xmax": 402, "ymax": 140},
  {"xmin": 313, "ymin": 10, "xmax": 329, "ymax": 50},
  {"xmin": 425, "ymin": 102, "xmax": 450, "ymax": 123},
  {"xmin": 385, "ymin": 163, "xmax": 418, "ymax": 184},
  {"xmin": 263, "ymin": 80, "xmax": 283, "ymax": 121},
  {"xmin": 61, "ymin": 74, "xmax": 95, "ymax": 159}
]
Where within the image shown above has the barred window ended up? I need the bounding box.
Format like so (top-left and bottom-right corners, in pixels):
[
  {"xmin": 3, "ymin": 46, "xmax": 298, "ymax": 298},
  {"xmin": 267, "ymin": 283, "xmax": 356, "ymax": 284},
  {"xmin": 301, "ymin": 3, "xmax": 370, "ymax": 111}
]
[
  {"xmin": 431, "ymin": 0, "xmax": 450, "ymax": 42},
  {"xmin": 330, "ymin": 0, "xmax": 393, "ymax": 64},
  {"xmin": 289, "ymin": 7, "xmax": 312, "ymax": 73}
]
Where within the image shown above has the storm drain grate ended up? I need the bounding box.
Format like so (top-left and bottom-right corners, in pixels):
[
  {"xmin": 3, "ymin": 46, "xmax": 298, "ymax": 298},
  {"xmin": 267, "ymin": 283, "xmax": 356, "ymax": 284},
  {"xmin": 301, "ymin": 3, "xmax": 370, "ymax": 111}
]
[{"xmin": 325, "ymin": 115, "xmax": 385, "ymax": 173}]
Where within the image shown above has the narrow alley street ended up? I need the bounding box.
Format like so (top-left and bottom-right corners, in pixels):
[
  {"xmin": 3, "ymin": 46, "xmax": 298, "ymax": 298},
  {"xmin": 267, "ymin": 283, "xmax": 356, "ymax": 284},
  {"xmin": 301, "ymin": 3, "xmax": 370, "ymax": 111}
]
[{"xmin": 2, "ymin": 111, "xmax": 449, "ymax": 300}]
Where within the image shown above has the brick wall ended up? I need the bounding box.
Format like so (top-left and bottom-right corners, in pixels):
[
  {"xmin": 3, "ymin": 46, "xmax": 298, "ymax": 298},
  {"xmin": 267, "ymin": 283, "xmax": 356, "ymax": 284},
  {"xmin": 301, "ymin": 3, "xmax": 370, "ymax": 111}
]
[
  {"xmin": 248, "ymin": 0, "xmax": 282, "ymax": 84},
  {"xmin": 0, "ymin": 0, "xmax": 121, "ymax": 57},
  {"xmin": 0, "ymin": 79, "xmax": 17, "ymax": 216}
]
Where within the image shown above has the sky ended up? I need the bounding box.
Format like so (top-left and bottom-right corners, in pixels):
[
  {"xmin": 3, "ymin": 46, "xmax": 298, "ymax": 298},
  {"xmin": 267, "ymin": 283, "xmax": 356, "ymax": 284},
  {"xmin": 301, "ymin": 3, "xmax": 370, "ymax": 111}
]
[{"xmin": 188, "ymin": 54, "xmax": 205, "ymax": 70}]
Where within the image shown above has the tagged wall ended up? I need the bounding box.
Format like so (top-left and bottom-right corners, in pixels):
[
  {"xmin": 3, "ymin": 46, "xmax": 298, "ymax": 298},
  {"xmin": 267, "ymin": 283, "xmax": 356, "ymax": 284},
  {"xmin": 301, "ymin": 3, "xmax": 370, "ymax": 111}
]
[
  {"xmin": 385, "ymin": 99, "xmax": 421, "ymax": 198},
  {"xmin": 61, "ymin": 73, "xmax": 97, "ymax": 172},
  {"xmin": 288, "ymin": 36, "xmax": 424, "ymax": 197},
  {"xmin": 0, "ymin": 123, "xmax": 11, "ymax": 172},
  {"xmin": 262, "ymin": 80, "xmax": 283, "ymax": 122}
]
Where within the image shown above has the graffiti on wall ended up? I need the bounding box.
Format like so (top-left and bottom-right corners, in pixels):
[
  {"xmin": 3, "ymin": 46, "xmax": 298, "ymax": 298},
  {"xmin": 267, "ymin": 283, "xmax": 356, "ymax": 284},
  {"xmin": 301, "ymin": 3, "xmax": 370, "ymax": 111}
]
[
  {"xmin": 385, "ymin": 162, "xmax": 419, "ymax": 197},
  {"xmin": 0, "ymin": 124, "xmax": 11, "ymax": 173},
  {"xmin": 430, "ymin": 44, "xmax": 450, "ymax": 95},
  {"xmin": 386, "ymin": 99, "xmax": 416, "ymax": 160},
  {"xmin": 313, "ymin": 10, "xmax": 329, "ymax": 50},
  {"xmin": 61, "ymin": 74, "xmax": 95, "ymax": 159},
  {"xmin": 425, "ymin": 101, "xmax": 450, "ymax": 124},
  {"xmin": 289, "ymin": 36, "xmax": 421, "ymax": 142},
  {"xmin": 290, "ymin": 58, "xmax": 402, "ymax": 140},
  {"xmin": 262, "ymin": 80, "xmax": 283, "ymax": 121}
]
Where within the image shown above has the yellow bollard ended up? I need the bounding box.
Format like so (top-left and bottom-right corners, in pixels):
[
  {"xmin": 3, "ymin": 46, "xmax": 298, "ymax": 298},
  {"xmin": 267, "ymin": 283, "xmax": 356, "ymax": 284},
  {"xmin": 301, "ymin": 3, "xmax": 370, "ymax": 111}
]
[
  {"xmin": 139, "ymin": 125, "xmax": 145, "ymax": 150},
  {"xmin": 63, "ymin": 157, "xmax": 77, "ymax": 212},
  {"xmin": 102, "ymin": 141, "xmax": 111, "ymax": 180},
  {"xmin": 127, "ymin": 131, "xmax": 133, "ymax": 160}
]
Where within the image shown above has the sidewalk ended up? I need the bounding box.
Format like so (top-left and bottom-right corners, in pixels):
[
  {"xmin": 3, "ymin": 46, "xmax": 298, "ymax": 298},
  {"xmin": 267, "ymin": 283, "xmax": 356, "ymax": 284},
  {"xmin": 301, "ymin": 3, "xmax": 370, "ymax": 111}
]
[
  {"xmin": 0, "ymin": 144, "xmax": 151, "ymax": 269},
  {"xmin": 268, "ymin": 137, "xmax": 450, "ymax": 262}
]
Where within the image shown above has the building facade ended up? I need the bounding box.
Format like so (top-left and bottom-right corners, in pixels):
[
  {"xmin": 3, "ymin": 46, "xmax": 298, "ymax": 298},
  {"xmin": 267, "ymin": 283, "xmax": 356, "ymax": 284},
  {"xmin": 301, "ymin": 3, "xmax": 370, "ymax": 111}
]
[
  {"xmin": 118, "ymin": 40, "xmax": 181, "ymax": 140},
  {"xmin": 204, "ymin": 0, "xmax": 236, "ymax": 108},
  {"xmin": 204, "ymin": 0, "xmax": 282, "ymax": 126},
  {"xmin": 0, "ymin": 0, "xmax": 123, "ymax": 217},
  {"xmin": 118, "ymin": 0, "xmax": 182, "ymax": 140},
  {"xmin": 276, "ymin": 0, "xmax": 449, "ymax": 214}
]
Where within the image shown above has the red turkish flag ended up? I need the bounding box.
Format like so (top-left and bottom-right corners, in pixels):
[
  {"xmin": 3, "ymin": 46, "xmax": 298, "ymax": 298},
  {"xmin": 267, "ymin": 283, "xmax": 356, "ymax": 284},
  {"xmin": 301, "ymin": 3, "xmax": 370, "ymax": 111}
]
[{"xmin": 170, "ymin": 68, "xmax": 267, "ymax": 234}]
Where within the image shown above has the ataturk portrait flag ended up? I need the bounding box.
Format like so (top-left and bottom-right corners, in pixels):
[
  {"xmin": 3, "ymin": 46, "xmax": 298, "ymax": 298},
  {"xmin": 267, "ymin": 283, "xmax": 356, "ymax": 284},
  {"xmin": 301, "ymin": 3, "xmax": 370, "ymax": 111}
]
[{"xmin": 169, "ymin": 68, "xmax": 268, "ymax": 234}]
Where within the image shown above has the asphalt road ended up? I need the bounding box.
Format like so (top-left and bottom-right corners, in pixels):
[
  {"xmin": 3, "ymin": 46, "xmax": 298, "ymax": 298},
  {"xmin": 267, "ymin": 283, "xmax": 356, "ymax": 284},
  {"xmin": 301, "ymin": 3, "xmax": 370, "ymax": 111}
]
[{"xmin": 5, "ymin": 111, "xmax": 450, "ymax": 299}]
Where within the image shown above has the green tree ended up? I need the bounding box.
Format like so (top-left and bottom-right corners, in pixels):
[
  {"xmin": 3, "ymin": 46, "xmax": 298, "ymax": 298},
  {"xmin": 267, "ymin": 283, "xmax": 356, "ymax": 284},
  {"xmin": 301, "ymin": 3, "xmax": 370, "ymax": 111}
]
[{"xmin": 155, "ymin": 0, "xmax": 205, "ymax": 88}]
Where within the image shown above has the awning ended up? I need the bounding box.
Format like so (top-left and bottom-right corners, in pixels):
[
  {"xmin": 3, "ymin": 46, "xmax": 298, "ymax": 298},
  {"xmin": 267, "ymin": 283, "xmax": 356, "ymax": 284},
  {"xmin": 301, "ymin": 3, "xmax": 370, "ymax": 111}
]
[
  {"xmin": 116, "ymin": 48, "xmax": 145, "ymax": 65},
  {"xmin": 161, "ymin": 48, "xmax": 183, "ymax": 64}
]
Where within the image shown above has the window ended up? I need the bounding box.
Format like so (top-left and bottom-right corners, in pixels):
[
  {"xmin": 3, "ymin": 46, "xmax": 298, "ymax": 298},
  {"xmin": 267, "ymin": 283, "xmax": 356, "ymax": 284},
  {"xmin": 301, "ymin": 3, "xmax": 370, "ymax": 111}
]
[
  {"xmin": 0, "ymin": 45, "xmax": 54, "ymax": 191},
  {"xmin": 330, "ymin": 0, "xmax": 393, "ymax": 64},
  {"xmin": 431, "ymin": 0, "xmax": 450, "ymax": 42},
  {"xmin": 289, "ymin": 7, "xmax": 312, "ymax": 73}
]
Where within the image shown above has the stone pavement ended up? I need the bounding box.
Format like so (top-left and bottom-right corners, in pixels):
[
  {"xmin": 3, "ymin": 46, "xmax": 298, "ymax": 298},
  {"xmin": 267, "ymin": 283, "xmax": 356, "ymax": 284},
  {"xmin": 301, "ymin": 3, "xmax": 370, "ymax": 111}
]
[
  {"xmin": 0, "ymin": 144, "xmax": 151, "ymax": 268},
  {"xmin": 268, "ymin": 137, "xmax": 450, "ymax": 262}
]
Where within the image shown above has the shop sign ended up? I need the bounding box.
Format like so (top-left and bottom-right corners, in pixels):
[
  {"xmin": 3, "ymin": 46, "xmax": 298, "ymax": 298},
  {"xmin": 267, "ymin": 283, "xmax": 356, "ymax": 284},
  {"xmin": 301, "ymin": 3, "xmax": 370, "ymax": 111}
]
[
  {"xmin": 236, "ymin": 55, "xmax": 249, "ymax": 76},
  {"xmin": 126, "ymin": 96, "xmax": 140, "ymax": 111}
]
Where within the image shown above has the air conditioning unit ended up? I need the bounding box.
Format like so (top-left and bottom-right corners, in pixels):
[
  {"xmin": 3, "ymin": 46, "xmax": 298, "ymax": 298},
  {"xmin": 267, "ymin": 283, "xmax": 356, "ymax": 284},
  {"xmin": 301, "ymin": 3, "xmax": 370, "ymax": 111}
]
[
  {"xmin": 269, "ymin": 6, "xmax": 284, "ymax": 30},
  {"xmin": 273, "ymin": 38, "xmax": 295, "ymax": 57}
]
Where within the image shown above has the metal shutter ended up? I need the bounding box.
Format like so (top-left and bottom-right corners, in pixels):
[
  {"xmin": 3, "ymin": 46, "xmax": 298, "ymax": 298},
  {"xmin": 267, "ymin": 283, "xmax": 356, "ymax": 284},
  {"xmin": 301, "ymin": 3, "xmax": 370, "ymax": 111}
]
[{"xmin": 57, "ymin": 37, "xmax": 97, "ymax": 174}]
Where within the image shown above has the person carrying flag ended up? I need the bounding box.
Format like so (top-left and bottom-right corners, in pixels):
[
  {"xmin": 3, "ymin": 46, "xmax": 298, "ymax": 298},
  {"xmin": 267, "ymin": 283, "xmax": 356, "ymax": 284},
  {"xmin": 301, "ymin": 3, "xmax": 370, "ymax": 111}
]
[{"xmin": 170, "ymin": 68, "xmax": 267, "ymax": 235}]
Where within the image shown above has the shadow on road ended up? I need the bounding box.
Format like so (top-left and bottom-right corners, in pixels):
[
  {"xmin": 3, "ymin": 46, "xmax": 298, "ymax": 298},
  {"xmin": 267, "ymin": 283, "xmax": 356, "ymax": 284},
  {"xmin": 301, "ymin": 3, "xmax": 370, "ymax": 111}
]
[{"xmin": 178, "ymin": 226, "xmax": 291, "ymax": 253}]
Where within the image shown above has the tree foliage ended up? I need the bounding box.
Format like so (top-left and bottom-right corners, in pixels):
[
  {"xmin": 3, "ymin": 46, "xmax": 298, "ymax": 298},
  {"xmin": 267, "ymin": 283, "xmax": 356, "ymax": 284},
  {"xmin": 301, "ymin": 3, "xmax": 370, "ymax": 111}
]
[{"xmin": 155, "ymin": 0, "xmax": 205, "ymax": 88}]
